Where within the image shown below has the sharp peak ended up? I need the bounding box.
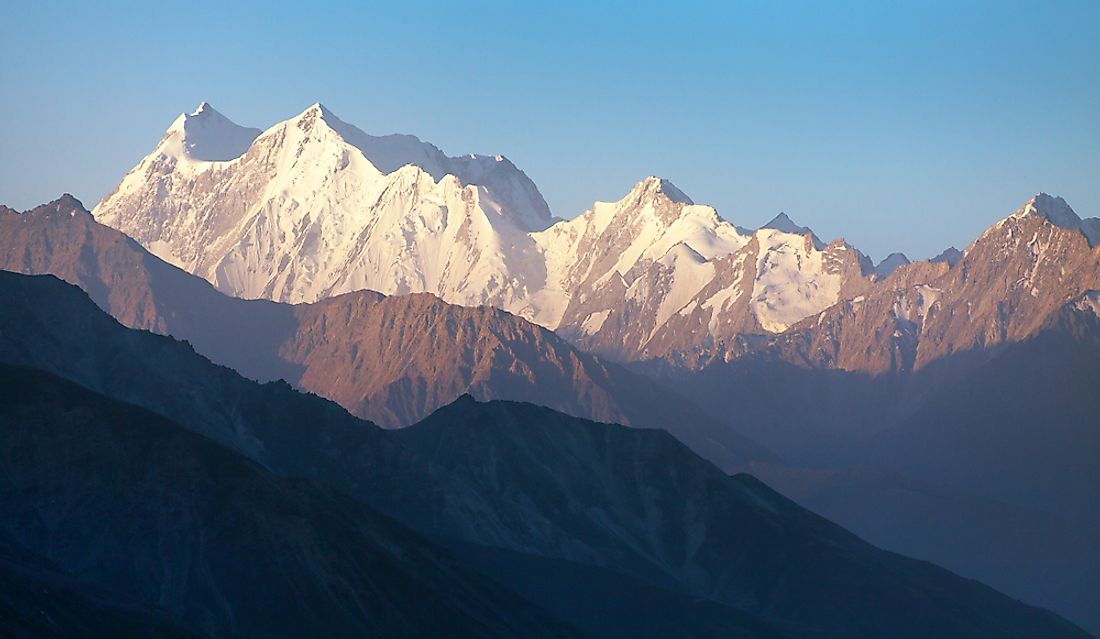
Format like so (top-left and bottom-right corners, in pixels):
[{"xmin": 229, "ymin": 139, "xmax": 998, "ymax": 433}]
[
  {"xmin": 1012, "ymin": 191, "xmax": 1092, "ymax": 230},
  {"xmin": 1027, "ymin": 191, "xmax": 1067, "ymax": 205},
  {"xmin": 27, "ymin": 194, "xmax": 91, "ymax": 218},
  {"xmin": 429, "ymin": 393, "xmax": 489, "ymax": 418},
  {"xmin": 167, "ymin": 101, "xmax": 252, "ymax": 136},
  {"xmin": 628, "ymin": 176, "xmax": 694, "ymax": 205},
  {"xmin": 180, "ymin": 101, "xmax": 233, "ymax": 123},
  {"xmin": 1016, "ymin": 192, "xmax": 1077, "ymax": 220},
  {"xmin": 874, "ymin": 252, "xmax": 911, "ymax": 277},
  {"xmin": 51, "ymin": 193, "xmax": 86, "ymax": 209},
  {"xmin": 761, "ymin": 212, "xmax": 811, "ymax": 235},
  {"xmin": 302, "ymin": 101, "xmax": 334, "ymax": 117},
  {"xmin": 931, "ymin": 246, "xmax": 963, "ymax": 266}
]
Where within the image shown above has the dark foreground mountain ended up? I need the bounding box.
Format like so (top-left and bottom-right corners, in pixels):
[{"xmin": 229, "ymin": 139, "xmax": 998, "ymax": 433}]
[
  {"xmin": 0, "ymin": 365, "xmax": 577, "ymax": 639},
  {"xmin": 0, "ymin": 271, "xmax": 1090, "ymax": 638},
  {"xmin": 0, "ymin": 535, "xmax": 201, "ymax": 639},
  {"xmin": 0, "ymin": 195, "xmax": 771, "ymax": 471},
  {"xmin": 378, "ymin": 398, "xmax": 1091, "ymax": 639},
  {"xmin": 746, "ymin": 461, "xmax": 1100, "ymax": 637}
]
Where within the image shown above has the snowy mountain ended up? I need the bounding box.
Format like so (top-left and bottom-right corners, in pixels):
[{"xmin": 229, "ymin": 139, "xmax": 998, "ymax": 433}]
[
  {"xmin": 95, "ymin": 104, "xmax": 1100, "ymax": 367},
  {"xmin": 94, "ymin": 103, "xmax": 875, "ymax": 350},
  {"xmin": 1012, "ymin": 193, "xmax": 1100, "ymax": 246},
  {"xmin": 544, "ymin": 179, "xmax": 874, "ymax": 359},
  {"xmin": 95, "ymin": 103, "xmax": 552, "ymax": 313}
]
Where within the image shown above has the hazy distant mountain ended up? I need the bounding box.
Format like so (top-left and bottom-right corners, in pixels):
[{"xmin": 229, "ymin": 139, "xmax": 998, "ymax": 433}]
[
  {"xmin": 873, "ymin": 252, "xmax": 910, "ymax": 278},
  {"xmin": 661, "ymin": 238, "xmax": 1100, "ymax": 514},
  {"xmin": 0, "ymin": 270, "xmax": 1089, "ymax": 638},
  {"xmin": 747, "ymin": 460, "xmax": 1100, "ymax": 635},
  {"xmin": 564, "ymin": 192, "xmax": 1100, "ymax": 631},
  {"xmin": 0, "ymin": 195, "xmax": 771, "ymax": 470},
  {"xmin": 643, "ymin": 197, "xmax": 1100, "ymax": 631}
]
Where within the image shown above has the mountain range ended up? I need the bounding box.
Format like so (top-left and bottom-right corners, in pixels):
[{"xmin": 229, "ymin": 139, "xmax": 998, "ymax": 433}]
[
  {"xmin": 2, "ymin": 100, "xmax": 1098, "ymax": 637},
  {"xmin": 94, "ymin": 103, "xmax": 882, "ymax": 343},
  {"xmin": 93, "ymin": 104, "xmax": 1099, "ymax": 369}
]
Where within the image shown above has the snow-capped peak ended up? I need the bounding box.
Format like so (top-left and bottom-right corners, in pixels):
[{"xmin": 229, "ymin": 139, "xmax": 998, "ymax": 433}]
[
  {"xmin": 761, "ymin": 212, "xmax": 811, "ymax": 235},
  {"xmin": 758, "ymin": 212, "xmax": 826, "ymax": 251},
  {"xmin": 162, "ymin": 101, "xmax": 261, "ymax": 163},
  {"xmin": 628, "ymin": 176, "xmax": 695, "ymax": 205},
  {"xmin": 1015, "ymin": 193, "xmax": 1081, "ymax": 227},
  {"xmin": 1075, "ymin": 290, "xmax": 1100, "ymax": 319},
  {"xmin": 264, "ymin": 102, "xmax": 553, "ymax": 231},
  {"xmin": 1011, "ymin": 193, "xmax": 1099, "ymax": 246}
]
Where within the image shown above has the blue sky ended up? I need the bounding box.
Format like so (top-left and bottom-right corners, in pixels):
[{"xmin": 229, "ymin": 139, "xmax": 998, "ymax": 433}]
[{"xmin": 2, "ymin": 0, "xmax": 1097, "ymax": 260}]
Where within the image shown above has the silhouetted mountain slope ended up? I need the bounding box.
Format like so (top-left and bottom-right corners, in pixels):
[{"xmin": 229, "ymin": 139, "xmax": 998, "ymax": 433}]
[
  {"xmin": 0, "ymin": 365, "xmax": 577, "ymax": 639},
  {"xmin": 376, "ymin": 397, "xmax": 1092, "ymax": 639},
  {"xmin": 449, "ymin": 543, "xmax": 808, "ymax": 639},
  {"xmin": 0, "ymin": 270, "xmax": 398, "ymax": 495},
  {"xmin": 0, "ymin": 535, "xmax": 203, "ymax": 639},
  {"xmin": 748, "ymin": 462, "xmax": 1100, "ymax": 637},
  {"xmin": 0, "ymin": 195, "xmax": 772, "ymax": 470},
  {"xmin": 0, "ymin": 270, "xmax": 1091, "ymax": 638}
]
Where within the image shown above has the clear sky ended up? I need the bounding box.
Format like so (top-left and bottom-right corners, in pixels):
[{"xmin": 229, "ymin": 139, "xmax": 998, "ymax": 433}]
[{"xmin": 2, "ymin": 0, "xmax": 1097, "ymax": 260}]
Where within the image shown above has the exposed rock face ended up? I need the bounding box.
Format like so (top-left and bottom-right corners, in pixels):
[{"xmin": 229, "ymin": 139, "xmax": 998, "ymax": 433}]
[{"xmin": 760, "ymin": 195, "xmax": 1100, "ymax": 375}]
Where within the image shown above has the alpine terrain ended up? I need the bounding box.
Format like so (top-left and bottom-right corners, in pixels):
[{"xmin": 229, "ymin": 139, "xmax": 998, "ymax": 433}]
[{"xmin": 2, "ymin": 99, "xmax": 1098, "ymax": 638}]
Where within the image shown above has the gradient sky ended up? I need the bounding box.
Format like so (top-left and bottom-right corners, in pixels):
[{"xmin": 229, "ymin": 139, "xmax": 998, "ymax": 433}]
[{"xmin": 2, "ymin": 0, "xmax": 1097, "ymax": 260}]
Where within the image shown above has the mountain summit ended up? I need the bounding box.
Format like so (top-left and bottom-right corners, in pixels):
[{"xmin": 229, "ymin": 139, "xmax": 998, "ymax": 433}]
[
  {"xmin": 94, "ymin": 102, "xmax": 555, "ymax": 309},
  {"xmin": 1013, "ymin": 193, "xmax": 1100, "ymax": 246},
  {"xmin": 761, "ymin": 212, "xmax": 810, "ymax": 235},
  {"xmin": 161, "ymin": 101, "xmax": 261, "ymax": 162},
  {"xmin": 630, "ymin": 176, "xmax": 695, "ymax": 205}
]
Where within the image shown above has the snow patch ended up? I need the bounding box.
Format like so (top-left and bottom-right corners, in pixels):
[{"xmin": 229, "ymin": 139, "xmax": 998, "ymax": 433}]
[
  {"xmin": 750, "ymin": 229, "xmax": 842, "ymax": 333},
  {"xmin": 580, "ymin": 310, "xmax": 612, "ymax": 335},
  {"xmin": 1075, "ymin": 291, "xmax": 1100, "ymax": 318}
]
